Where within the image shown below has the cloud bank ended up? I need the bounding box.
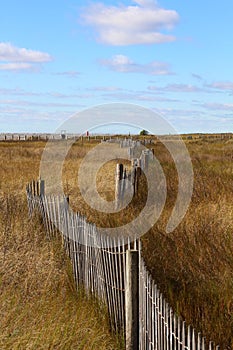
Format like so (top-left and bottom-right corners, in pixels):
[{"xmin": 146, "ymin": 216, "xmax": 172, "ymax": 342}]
[
  {"xmin": 99, "ymin": 55, "xmax": 172, "ymax": 75},
  {"xmin": 0, "ymin": 42, "xmax": 52, "ymax": 71},
  {"xmin": 81, "ymin": 1, "xmax": 179, "ymax": 45}
]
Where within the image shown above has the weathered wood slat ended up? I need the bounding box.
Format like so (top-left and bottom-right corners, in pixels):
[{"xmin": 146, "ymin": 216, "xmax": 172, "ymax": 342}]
[{"xmin": 26, "ymin": 178, "xmax": 221, "ymax": 350}]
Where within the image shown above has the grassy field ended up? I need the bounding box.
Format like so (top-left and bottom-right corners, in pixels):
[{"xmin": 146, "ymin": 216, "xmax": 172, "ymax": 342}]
[
  {"xmin": 63, "ymin": 136, "xmax": 233, "ymax": 349},
  {"xmin": 0, "ymin": 136, "xmax": 232, "ymax": 349},
  {"xmin": 142, "ymin": 138, "xmax": 233, "ymax": 349},
  {"xmin": 0, "ymin": 140, "xmax": 122, "ymax": 350}
]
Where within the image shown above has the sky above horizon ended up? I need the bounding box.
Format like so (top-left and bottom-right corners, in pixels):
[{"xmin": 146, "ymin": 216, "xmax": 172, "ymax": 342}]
[{"xmin": 0, "ymin": 0, "xmax": 233, "ymax": 134}]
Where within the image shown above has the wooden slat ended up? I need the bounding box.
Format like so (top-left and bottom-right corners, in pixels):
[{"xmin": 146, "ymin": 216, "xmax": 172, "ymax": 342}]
[{"xmin": 26, "ymin": 179, "xmax": 220, "ymax": 350}]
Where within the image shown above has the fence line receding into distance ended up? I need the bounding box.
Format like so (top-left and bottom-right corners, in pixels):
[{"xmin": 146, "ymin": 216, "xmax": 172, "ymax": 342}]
[{"xmin": 26, "ymin": 139, "xmax": 221, "ymax": 349}]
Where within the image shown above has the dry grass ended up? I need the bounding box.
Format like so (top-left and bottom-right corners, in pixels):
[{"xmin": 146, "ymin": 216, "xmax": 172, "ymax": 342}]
[
  {"xmin": 63, "ymin": 137, "xmax": 233, "ymax": 348},
  {"xmin": 1, "ymin": 137, "xmax": 233, "ymax": 349},
  {"xmin": 0, "ymin": 140, "xmax": 122, "ymax": 350},
  {"xmin": 141, "ymin": 139, "xmax": 233, "ymax": 349}
]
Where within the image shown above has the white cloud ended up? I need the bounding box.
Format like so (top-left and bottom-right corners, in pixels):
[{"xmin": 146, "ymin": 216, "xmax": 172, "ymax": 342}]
[
  {"xmin": 0, "ymin": 87, "xmax": 42, "ymax": 96},
  {"xmin": 148, "ymin": 83, "xmax": 202, "ymax": 93},
  {"xmin": 0, "ymin": 42, "xmax": 52, "ymax": 62},
  {"xmin": 0, "ymin": 42, "xmax": 52, "ymax": 71},
  {"xmin": 0, "ymin": 98, "xmax": 83, "ymax": 108},
  {"xmin": 0, "ymin": 63, "xmax": 38, "ymax": 71},
  {"xmin": 0, "ymin": 87, "xmax": 93, "ymax": 99},
  {"xmin": 99, "ymin": 55, "xmax": 172, "ymax": 75},
  {"xmin": 81, "ymin": 1, "xmax": 179, "ymax": 45},
  {"xmin": 87, "ymin": 86, "xmax": 122, "ymax": 92},
  {"xmin": 147, "ymin": 82, "xmax": 225, "ymax": 94},
  {"xmin": 54, "ymin": 70, "xmax": 80, "ymax": 78},
  {"xmin": 202, "ymin": 102, "xmax": 233, "ymax": 111},
  {"xmin": 206, "ymin": 81, "xmax": 233, "ymax": 91},
  {"xmin": 101, "ymin": 90, "xmax": 177, "ymax": 102}
]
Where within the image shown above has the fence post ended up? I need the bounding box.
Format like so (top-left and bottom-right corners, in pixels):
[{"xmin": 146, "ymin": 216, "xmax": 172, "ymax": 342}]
[
  {"xmin": 142, "ymin": 150, "xmax": 149, "ymax": 172},
  {"xmin": 126, "ymin": 250, "xmax": 139, "ymax": 350},
  {"xmin": 40, "ymin": 179, "xmax": 45, "ymax": 196},
  {"xmin": 115, "ymin": 163, "xmax": 123, "ymax": 208},
  {"xmin": 135, "ymin": 166, "xmax": 141, "ymax": 195}
]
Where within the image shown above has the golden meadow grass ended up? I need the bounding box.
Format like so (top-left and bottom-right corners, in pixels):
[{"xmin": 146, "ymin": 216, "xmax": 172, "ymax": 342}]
[
  {"xmin": 0, "ymin": 137, "xmax": 232, "ymax": 349},
  {"xmin": 0, "ymin": 140, "xmax": 122, "ymax": 350},
  {"xmin": 143, "ymin": 139, "xmax": 233, "ymax": 349},
  {"xmin": 63, "ymin": 137, "xmax": 233, "ymax": 349}
]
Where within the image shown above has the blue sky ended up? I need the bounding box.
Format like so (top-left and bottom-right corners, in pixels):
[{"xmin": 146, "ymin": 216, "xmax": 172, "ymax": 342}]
[{"xmin": 0, "ymin": 0, "xmax": 233, "ymax": 133}]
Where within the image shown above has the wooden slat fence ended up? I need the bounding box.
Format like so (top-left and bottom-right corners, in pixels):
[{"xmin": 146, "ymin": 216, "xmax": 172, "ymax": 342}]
[
  {"xmin": 115, "ymin": 144, "xmax": 154, "ymax": 207},
  {"xmin": 0, "ymin": 133, "xmax": 116, "ymax": 141},
  {"xmin": 26, "ymin": 181, "xmax": 138, "ymax": 333},
  {"xmin": 139, "ymin": 252, "xmax": 221, "ymax": 350},
  {"xmin": 26, "ymin": 166, "xmax": 221, "ymax": 349}
]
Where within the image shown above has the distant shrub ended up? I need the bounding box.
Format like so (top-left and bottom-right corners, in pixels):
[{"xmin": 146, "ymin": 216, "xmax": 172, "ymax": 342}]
[{"xmin": 140, "ymin": 129, "xmax": 149, "ymax": 135}]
